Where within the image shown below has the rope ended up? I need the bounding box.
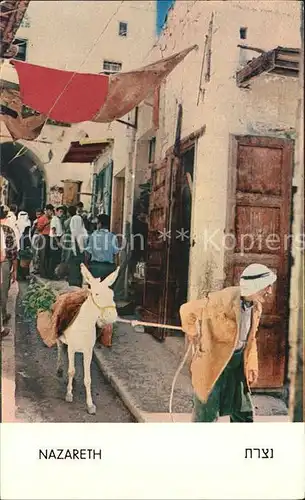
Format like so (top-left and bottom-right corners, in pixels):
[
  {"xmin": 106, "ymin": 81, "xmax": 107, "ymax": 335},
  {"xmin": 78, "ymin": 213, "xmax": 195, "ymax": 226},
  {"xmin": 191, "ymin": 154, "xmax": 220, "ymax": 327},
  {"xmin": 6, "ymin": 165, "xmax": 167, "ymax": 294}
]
[
  {"xmin": 117, "ymin": 317, "xmax": 183, "ymax": 332},
  {"xmin": 169, "ymin": 319, "xmax": 201, "ymax": 422},
  {"xmin": 169, "ymin": 343, "xmax": 193, "ymax": 422},
  {"xmin": 118, "ymin": 309, "xmax": 256, "ymax": 422},
  {"xmin": 8, "ymin": 144, "xmax": 27, "ymax": 163},
  {"xmin": 116, "ymin": 316, "xmax": 201, "ymax": 423}
]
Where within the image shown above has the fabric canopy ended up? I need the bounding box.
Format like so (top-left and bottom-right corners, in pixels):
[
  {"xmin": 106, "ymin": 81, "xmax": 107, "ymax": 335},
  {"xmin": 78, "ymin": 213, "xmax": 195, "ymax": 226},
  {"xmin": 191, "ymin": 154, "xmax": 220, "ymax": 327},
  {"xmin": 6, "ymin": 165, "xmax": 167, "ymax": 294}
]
[
  {"xmin": 0, "ymin": 86, "xmax": 46, "ymax": 140},
  {"xmin": 11, "ymin": 45, "xmax": 197, "ymax": 124},
  {"xmin": 11, "ymin": 62, "xmax": 109, "ymax": 123}
]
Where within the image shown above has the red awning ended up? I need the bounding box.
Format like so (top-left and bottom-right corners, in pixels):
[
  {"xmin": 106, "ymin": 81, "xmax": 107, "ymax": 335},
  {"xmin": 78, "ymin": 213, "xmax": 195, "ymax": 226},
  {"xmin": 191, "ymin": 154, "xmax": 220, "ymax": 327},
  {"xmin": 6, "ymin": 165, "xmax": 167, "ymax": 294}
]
[
  {"xmin": 11, "ymin": 45, "xmax": 197, "ymax": 124},
  {"xmin": 11, "ymin": 62, "xmax": 109, "ymax": 123},
  {"xmin": 62, "ymin": 141, "xmax": 111, "ymax": 163}
]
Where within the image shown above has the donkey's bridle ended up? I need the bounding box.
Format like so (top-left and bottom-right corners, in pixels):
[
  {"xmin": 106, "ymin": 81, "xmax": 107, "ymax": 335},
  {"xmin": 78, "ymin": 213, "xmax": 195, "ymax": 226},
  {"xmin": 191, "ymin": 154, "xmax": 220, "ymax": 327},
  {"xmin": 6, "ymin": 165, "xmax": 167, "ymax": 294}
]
[{"xmin": 89, "ymin": 291, "xmax": 116, "ymax": 316}]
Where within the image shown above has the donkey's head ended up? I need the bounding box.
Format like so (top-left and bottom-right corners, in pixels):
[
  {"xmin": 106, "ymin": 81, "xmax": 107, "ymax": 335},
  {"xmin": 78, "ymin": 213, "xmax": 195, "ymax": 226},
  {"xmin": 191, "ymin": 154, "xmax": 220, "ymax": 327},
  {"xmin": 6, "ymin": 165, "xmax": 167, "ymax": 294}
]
[{"xmin": 80, "ymin": 264, "xmax": 119, "ymax": 324}]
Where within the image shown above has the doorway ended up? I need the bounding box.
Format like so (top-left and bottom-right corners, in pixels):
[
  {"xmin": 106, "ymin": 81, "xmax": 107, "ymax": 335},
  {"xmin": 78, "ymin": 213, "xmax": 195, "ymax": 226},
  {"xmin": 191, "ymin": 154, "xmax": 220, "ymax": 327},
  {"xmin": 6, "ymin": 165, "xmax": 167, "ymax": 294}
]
[
  {"xmin": 225, "ymin": 135, "xmax": 294, "ymax": 389},
  {"xmin": 142, "ymin": 142, "xmax": 195, "ymax": 340},
  {"xmin": 95, "ymin": 161, "xmax": 113, "ymax": 216},
  {"xmin": 176, "ymin": 146, "xmax": 195, "ymax": 307},
  {"xmin": 0, "ymin": 142, "xmax": 46, "ymax": 218}
]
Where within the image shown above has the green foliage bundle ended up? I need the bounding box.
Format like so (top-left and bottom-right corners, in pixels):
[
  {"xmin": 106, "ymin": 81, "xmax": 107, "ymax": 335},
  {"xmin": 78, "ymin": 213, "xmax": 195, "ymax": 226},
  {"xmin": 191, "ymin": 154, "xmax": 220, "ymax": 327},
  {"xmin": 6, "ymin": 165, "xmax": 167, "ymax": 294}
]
[{"xmin": 23, "ymin": 282, "xmax": 56, "ymax": 319}]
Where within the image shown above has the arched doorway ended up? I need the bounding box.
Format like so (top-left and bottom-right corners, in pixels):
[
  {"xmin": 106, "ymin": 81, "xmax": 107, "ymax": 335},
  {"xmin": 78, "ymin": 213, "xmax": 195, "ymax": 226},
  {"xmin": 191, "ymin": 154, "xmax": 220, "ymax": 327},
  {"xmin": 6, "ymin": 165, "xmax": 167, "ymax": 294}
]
[{"xmin": 0, "ymin": 142, "xmax": 46, "ymax": 219}]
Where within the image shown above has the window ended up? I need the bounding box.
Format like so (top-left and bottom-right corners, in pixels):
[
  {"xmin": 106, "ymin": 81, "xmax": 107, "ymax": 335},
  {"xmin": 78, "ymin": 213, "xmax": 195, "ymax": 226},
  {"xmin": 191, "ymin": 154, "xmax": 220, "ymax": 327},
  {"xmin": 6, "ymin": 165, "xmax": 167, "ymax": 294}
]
[
  {"xmin": 102, "ymin": 60, "xmax": 122, "ymax": 75},
  {"xmin": 148, "ymin": 137, "xmax": 156, "ymax": 164},
  {"xmin": 119, "ymin": 21, "xmax": 128, "ymax": 37},
  {"xmin": 239, "ymin": 27, "xmax": 247, "ymax": 40},
  {"xmin": 13, "ymin": 38, "xmax": 28, "ymax": 61}
]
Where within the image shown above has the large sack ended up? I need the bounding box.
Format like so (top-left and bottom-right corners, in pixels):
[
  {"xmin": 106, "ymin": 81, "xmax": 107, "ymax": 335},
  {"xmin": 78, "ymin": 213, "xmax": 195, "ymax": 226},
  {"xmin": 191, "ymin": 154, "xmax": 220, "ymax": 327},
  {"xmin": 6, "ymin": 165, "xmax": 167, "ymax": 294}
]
[
  {"xmin": 37, "ymin": 310, "xmax": 55, "ymax": 347},
  {"xmin": 51, "ymin": 288, "xmax": 89, "ymax": 338},
  {"xmin": 36, "ymin": 288, "xmax": 89, "ymax": 347}
]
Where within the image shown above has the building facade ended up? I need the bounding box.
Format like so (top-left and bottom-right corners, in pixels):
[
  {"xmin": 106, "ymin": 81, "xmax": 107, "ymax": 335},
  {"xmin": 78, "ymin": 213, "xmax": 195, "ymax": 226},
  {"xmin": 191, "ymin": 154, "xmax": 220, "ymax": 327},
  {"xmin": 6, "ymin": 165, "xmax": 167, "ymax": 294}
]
[
  {"xmin": 132, "ymin": 0, "xmax": 301, "ymax": 392},
  {"xmin": 0, "ymin": 0, "xmax": 156, "ymax": 213}
]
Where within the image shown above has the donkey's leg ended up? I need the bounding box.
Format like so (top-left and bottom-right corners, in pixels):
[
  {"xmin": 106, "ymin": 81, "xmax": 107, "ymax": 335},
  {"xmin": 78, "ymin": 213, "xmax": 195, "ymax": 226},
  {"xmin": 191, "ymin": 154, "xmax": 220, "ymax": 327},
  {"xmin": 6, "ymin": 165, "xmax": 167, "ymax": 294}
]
[
  {"xmin": 56, "ymin": 339, "xmax": 63, "ymax": 377},
  {"xmin": 65, "ymin": 345, "xmax": 75, "ymax": 403},
  {"xmin": 83, "ymin": 349, "xmax": 96, "ymax": 414}
]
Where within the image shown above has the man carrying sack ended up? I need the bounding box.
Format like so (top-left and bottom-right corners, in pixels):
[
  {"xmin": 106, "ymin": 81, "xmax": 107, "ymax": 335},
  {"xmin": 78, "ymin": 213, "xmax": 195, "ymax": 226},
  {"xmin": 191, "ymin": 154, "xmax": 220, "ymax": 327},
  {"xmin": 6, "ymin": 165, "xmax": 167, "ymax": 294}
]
[{"xmin": 180, "ymin": 264, "xmax": 277, "ymax": 423}]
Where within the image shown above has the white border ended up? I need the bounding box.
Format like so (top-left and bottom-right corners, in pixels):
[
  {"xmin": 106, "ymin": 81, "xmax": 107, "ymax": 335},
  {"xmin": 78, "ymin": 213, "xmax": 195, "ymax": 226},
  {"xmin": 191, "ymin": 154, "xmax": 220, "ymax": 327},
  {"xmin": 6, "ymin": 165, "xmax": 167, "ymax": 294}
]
[{"xmin": 1, "ymin": 423, "xmax": 304, "ymax": 499}]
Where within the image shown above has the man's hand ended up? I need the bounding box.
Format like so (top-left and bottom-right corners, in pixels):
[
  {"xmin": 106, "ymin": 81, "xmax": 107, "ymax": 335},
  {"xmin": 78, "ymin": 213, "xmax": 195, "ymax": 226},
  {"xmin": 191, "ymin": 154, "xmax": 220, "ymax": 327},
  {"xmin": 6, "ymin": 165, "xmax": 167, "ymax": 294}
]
[
  {"xmin": 184, "ymin": 314, "xmax": 201, "ymax": 346},
  {"xmin": 248, "ymin": 370, "xmax": 258, "ymax": 385},
  {"xmin": 186, "ymin": 333, "xmax": 199, "ymax": 345}
]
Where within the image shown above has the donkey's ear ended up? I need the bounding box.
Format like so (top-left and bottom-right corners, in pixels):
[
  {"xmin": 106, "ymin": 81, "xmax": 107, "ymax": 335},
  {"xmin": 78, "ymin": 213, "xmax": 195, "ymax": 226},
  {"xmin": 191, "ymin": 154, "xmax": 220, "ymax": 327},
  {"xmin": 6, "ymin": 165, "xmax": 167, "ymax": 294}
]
[
  {"xmin": 80, "ymin": 263, "xmax": 94, "ymax": 284},
  {"xmin": 102, "ymin": 266, "xmax": 120, "ymax": 288}
]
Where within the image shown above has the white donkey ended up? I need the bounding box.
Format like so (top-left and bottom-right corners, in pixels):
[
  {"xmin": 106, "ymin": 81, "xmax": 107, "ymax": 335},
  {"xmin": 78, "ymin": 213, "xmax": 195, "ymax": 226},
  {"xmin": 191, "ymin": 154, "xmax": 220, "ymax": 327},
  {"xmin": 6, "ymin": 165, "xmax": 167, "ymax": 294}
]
[{"xmin": 56, "ymin": 263, "xmax": 119, "ymax": 414}]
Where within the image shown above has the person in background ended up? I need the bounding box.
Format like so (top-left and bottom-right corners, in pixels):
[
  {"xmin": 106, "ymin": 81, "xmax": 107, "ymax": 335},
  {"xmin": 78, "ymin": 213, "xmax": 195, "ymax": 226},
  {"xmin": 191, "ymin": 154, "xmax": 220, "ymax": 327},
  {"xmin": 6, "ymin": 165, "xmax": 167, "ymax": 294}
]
[
  {"xmin": 16, "ymin": 211, "xmax": 31, "ymax": 241},
  {"xmin": 86, "ymin": 214, "xmax": 120, "ymax": 348},
  {"xmin": 63, "ymin": 205, "xmax": 74, "ymax": 232},
  {"xmin": 76, "ymin": 201, "xmax": 91, "ymax": 232},
  {"xmin": 67, "ymin": 206, "xmax": 88, "ymax": 287},
  {"xmin": 6, "ymin": 204, "xmax": 18, "ymax": 224},
  {"xmin": 2, "ymin": 205, "xmax": 20, "ymax": 250},
  {"xmin": 76, "ymin": 201, "xmax": 84, "ymax": 216},
  {"xmin": 88, "ymin": 213, "xmax": 98, "ymax": 232},
  {"xmin": 17, "ymin": 225, "xmax": 32, "ymax": 281},
  {"xmin": 49, "ymin": 206, "xmax": 64, "ymax": 277},
  {"xmin": 0, "ymin": 205, "xmax": 18, "ymax": 327},
  {"xmin": 1, "ymin": 225, "xmax": 10, "ymax": 338},
  {"xmin": 61, "ymin": 205, "xmax": 69, "ymax": 228},
  {"xmin": 36, "ymin": 204, "xmax": 54, "ymax": 279},
  {"xmin": 60, "ymin": 205, "xmax": 74, "ymax": 265},
  {"xmin": 30, "ymin": 208, "xmax": 43, "ymax": 274},
  {"xmin": 31, "ymin": 209, "xmax": 43, "ymax": 237},
  {"xmin": 85, "ymin": 214, "xmax": 120, "ymax": 279},
  {"xmin": 81, "ymin": 210, "xmax": 91, "ymax": 233}
]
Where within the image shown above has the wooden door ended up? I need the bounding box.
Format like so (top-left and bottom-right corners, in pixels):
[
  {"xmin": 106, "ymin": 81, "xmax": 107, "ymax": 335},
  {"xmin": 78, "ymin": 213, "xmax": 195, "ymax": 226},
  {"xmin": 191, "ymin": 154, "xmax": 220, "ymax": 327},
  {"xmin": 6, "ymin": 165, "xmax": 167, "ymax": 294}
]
[
  {"xmin": 225, "ymin": 135, "xmax": 293, "ymax": 388},
  {"xmin": 141, "ymin": 156, "xmax": 173, "ymax": 339}
]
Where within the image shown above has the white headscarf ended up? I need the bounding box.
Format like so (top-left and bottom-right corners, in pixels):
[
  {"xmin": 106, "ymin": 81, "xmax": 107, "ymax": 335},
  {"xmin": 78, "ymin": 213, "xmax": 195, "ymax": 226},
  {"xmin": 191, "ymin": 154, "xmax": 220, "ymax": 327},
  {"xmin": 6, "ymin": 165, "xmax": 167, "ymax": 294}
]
[
  {"xmin": 6, "ymin": 210, "xmax": 17, "ymax": 225},
  {"xmin": 70, "ymin": 214, "xmax": 88, "ymax": 255},
  {"xmin": 2, "ymin": 206, "xmax": 20, "ymax": 250},
  {"xmin": 17, "ymin": 211, "xmax": 31, "ymax": 235},
  {"xmin": 240, "ymin": 264, "xmax": 277, "ymax": 297}
]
